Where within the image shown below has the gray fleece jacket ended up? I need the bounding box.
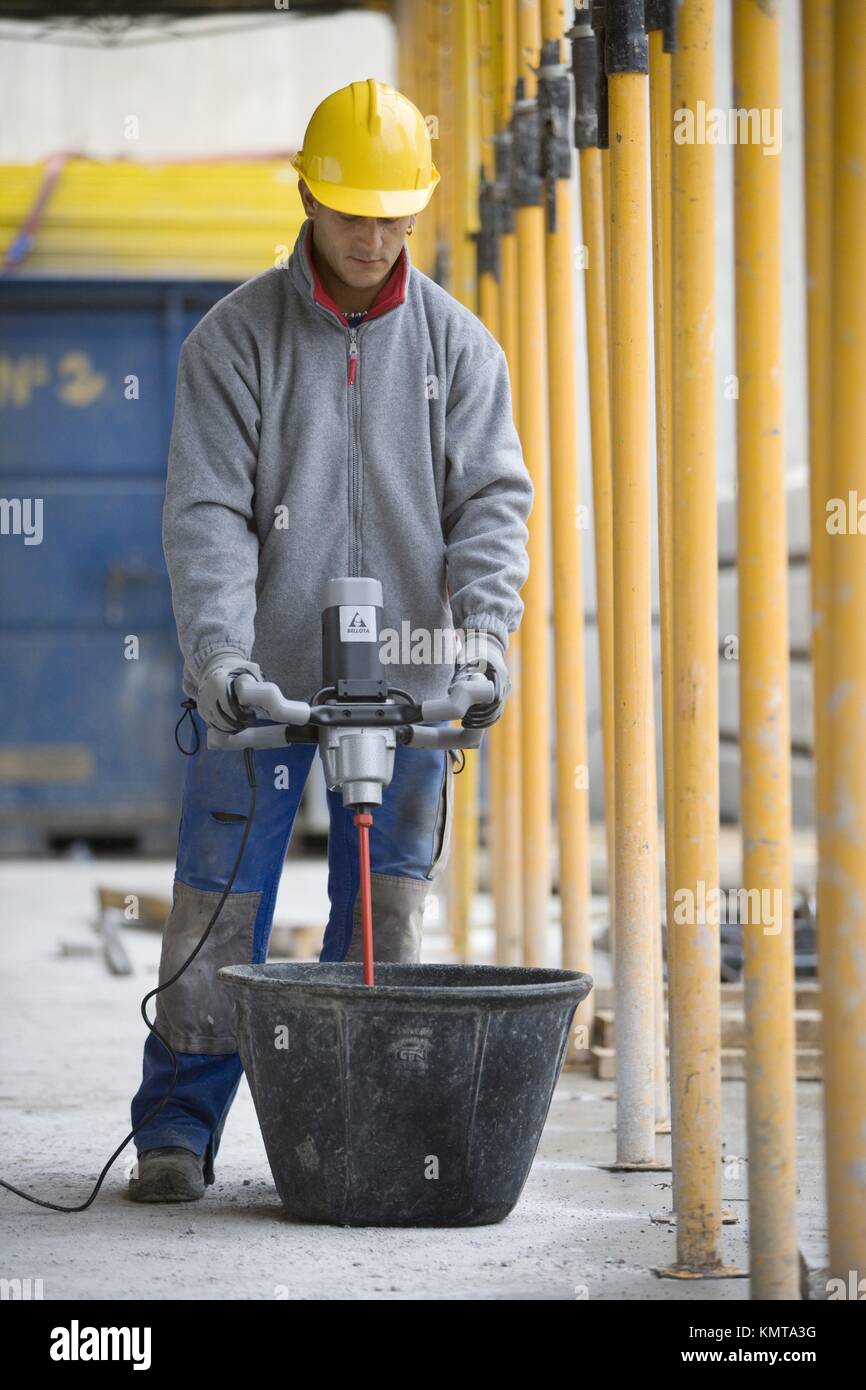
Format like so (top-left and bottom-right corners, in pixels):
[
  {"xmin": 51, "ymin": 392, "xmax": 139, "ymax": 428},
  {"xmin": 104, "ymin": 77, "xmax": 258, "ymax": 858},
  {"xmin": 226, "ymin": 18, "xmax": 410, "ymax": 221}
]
[{"xmin": 164, "ymin": 216, "xmax": 533, "ymax": 706}]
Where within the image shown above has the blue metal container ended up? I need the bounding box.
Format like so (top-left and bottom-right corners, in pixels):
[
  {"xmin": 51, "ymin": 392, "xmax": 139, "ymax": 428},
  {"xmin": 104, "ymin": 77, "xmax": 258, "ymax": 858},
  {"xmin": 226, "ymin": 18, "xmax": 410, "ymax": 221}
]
[{"xmin": 0, "ymin": 278, "xmax": 237, "ymax": 854}]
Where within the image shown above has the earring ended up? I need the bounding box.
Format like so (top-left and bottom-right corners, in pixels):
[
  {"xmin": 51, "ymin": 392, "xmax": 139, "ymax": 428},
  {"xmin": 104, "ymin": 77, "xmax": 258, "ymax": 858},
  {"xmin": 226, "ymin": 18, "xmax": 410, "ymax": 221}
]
[{"xmin": 407, "ymin": 224, "xmax": 414, "ymax": 236}]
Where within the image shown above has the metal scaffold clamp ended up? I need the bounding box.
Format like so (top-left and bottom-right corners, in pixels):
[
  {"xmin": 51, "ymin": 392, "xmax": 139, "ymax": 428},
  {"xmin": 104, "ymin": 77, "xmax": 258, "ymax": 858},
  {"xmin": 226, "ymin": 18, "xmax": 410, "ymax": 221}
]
[
  {"xmin": 568, "ymin": 1, "xmax": 600, "ymax": 151},
  {"xmin": 491, "ymin": 123, "xmax": 515, "ymax": 238},
  {"xmin": 591, "ymin": 1, "xmax": 609, "ymax": 148},
  {"xmin": 509, "ymin": 76, "xmax": 543, "ymax": 211},
  {"xmin": 644, "ymin": 0, "xmax": 678, "ymax": 53},
  {"xmin": 605, "ymin": 0, "xmax": 649, "ymax": 75},
  {"xmin": 538, "ymin": 38, "xmax": 574, "ymax": 234},
  {"xmin": 474, "ymin": 163, "xmax": 502, "ymax": 282}
]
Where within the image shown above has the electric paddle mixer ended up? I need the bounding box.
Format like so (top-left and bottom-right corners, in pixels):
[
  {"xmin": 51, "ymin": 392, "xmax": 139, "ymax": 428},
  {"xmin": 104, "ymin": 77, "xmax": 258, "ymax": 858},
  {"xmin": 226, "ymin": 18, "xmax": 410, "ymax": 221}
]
[
  {"xmin": 207, "ymin": 578, "xmax": 494, "ymax": 985},
  {"xmin": 0, "ymin": 580, "xmax": 493, "ymax": 1215}
]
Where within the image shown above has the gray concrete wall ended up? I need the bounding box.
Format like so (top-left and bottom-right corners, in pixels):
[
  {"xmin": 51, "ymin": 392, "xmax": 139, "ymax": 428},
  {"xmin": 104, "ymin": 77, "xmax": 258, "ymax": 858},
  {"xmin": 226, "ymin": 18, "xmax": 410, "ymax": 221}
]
[{"xmin": 0, "ymin": 10, "xmax": 395, "ymax": 162}]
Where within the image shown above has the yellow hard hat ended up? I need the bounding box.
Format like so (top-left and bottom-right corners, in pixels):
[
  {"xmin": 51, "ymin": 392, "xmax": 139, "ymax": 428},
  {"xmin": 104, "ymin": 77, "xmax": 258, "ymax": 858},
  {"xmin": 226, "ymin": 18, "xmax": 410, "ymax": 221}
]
[{"xmin": 291, "ymin": 78, "xmax": 440, "ymax": 217}]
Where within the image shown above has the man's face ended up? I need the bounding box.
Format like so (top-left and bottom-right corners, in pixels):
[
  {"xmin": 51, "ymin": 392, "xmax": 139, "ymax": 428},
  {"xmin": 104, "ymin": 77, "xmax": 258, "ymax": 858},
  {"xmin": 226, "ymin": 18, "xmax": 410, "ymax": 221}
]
[{"xmin": 300, "ymin": 183, "xmax": 413, "ymax": 291}]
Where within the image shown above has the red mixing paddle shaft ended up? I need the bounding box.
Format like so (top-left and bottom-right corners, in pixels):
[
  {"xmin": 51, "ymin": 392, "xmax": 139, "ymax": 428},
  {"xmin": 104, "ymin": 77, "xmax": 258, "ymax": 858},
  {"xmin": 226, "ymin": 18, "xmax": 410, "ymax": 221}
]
[{"xmin": 354, "ymin": 810, "xmax": 375, "ymax": 985}]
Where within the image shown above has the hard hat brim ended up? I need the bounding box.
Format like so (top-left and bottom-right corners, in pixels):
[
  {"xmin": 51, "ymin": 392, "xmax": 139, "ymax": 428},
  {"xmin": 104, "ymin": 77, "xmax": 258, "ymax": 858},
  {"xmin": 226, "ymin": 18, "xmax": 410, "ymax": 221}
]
[{"xmin": 293, "ymin": 163, "xmax": 439, "ymax": 218}]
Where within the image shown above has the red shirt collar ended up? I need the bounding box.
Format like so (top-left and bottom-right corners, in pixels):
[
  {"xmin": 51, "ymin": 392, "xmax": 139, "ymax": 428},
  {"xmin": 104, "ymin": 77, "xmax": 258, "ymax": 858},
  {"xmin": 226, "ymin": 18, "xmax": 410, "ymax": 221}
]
[{"xmin": 307, "ymin": 224, "xmax": 408, "ymax": 326}]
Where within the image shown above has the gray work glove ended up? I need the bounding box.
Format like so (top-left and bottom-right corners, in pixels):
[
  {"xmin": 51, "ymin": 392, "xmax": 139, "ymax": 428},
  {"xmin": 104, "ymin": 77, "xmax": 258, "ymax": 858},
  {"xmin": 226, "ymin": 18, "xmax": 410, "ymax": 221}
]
[
  {"xmin": 448, "ymin": 630, "xmax": 510, "ymax": 728},
  {"xmin": 194, "ymin": 653, "xmax": 264, "ymax": 733}
]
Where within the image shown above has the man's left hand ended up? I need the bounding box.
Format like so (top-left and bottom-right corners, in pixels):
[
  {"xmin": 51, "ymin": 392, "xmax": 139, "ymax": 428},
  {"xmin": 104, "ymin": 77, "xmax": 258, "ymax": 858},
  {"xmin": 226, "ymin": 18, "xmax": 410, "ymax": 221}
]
[{"xmin": 448, "ymin": 629, "xmax": 511, "ymax": 728}]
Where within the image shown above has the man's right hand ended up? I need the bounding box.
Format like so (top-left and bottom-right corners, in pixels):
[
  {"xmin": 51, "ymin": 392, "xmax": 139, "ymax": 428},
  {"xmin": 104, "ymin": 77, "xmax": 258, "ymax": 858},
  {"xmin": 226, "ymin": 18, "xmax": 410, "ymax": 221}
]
[{"xmin": 194, "ymin": 654, "xmax": 264, "ymax": 733}]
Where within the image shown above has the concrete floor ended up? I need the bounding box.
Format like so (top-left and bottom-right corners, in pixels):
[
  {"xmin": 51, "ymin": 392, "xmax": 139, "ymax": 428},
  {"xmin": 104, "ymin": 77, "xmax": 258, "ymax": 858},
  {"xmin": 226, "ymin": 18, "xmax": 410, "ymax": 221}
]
[{"xmin": 1, "ymin": 858, "xmax": 826, "ymax": 1301}]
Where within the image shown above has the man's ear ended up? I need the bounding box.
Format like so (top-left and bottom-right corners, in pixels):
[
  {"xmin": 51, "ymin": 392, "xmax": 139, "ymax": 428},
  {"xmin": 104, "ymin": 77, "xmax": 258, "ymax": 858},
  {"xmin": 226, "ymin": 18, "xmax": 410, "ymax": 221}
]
[{"xmin": 298, "ymin": 178, "xmax": 316, "ymax": 218}]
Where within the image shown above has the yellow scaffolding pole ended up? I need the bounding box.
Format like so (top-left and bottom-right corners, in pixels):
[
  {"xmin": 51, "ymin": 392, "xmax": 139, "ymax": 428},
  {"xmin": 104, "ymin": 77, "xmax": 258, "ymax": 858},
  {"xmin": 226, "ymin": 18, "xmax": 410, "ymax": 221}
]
[
  {"xmin": 477, "ymin": 0, "xmax": 509, "ymax": 968},
  {"xmin": 824, "ymin": 0, "xmax": 866, "ymax": 1282},
  {"xmin": 429, "ymin": 2, "xmax": 467, "ymax": 957},
  {"xmin": 475, "ymin": 2, "xmax": 500, "ymax": 967},
  {"xmin": 490, "ymin": 0, "xmax": 524, "ymax": 966},
  {"xmin": 436, "ymin": 0, "xmax": 455, "ymax": 292},
  {"xmin": 452, "ymin": 0, "xmax": 481, "ymax": 312},
  {"xmin": 478, "ymin": 0, "xmax": 500, "ymax": 337},
  {"xmin": 577, "ymin": 141, "xmax": 615, "ymax": 942},
  {"xmin": 406, "ymin": 0, "xmax": 438, "ymax": 278},
  {"xmin": 665, "ymin": 0, "xmax": 724, "ymax": 1273},
  {"xmin": 600, "ymin": 58, "xmax": 658, "ymax": 1025},
  {"xmin": 497, "ymin": 0, "xmax": 520, "ymax": 397},
  {"xmin": 539, "ymin": 1, "xmax": 592, "ymax": 1049},
  {"xmin": 733, "ymin": 0, "xmax": 798, "ymax": 1301},
  {"xmin": 607, "ymin": 3, "xmax": 657, "ymax": 1166},
  {"xmin": 513, "ymin": 0, "xmax": 552, "ymax": 968},
  {"xmin": 396, "ymin": 0, "xmax": 414, "ymax": 128},
  {"xmin": 801, "ymin": 0, "xmax": 833, "ymax": 1131},
  {"xmin": 448, "ymin": 0, "xmax": 482, "ymax": 961},
  {"xmin": 599, "ymin": 141, "xmax": 617, "ymax": 938},
  {"xmin": 574, "ymin": 3, "xmax": 616, "ymax": 1038},
  {"xmin": 648, "ymin": 17, "xmax": 673, "ymax": 1135}
]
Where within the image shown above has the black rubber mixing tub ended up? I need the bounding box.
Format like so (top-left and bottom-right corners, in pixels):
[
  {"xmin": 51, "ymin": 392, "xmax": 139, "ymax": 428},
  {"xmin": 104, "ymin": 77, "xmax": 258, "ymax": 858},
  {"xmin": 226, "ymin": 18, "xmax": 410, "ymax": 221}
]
[{"xmin": 219, "ymin": 961, "xmax": 593, "ymax": 1227}]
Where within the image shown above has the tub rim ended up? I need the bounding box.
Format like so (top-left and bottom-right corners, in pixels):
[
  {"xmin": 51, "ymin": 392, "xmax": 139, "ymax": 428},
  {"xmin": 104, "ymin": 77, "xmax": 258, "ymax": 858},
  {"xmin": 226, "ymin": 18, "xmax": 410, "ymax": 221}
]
[{"xmin": 218, "ymin": 960, "xmax": 594, "ymax": 1007}]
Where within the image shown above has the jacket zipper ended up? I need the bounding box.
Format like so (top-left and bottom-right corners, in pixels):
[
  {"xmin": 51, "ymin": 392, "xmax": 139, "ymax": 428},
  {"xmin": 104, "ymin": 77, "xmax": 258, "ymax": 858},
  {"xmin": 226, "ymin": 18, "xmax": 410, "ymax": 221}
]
[
  {"xmin": 307, "ymin": 247, "xmax": 406, "ymax": 576},
  {"xmin": 347, "ymin": 328, "xmax": 358, "ymax": 386},
  {"xmin": 347, "ymin": 326, "xmax": 361, "ymax": 575}
]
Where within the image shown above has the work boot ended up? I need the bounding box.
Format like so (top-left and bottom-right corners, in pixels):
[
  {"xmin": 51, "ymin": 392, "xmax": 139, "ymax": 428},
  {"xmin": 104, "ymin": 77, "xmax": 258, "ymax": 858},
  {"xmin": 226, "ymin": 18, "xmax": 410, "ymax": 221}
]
[{"xmin": 127, "ymin": 1147, "xmax": 206, "ymax": 1203}]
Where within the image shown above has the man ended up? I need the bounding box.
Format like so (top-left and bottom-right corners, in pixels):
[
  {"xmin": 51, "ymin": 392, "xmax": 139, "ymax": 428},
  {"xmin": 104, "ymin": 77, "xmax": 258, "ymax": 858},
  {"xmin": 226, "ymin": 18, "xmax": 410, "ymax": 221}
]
[{"xmin": 128, "ymin": 78, "xmax": 533, "ymax": 1203}]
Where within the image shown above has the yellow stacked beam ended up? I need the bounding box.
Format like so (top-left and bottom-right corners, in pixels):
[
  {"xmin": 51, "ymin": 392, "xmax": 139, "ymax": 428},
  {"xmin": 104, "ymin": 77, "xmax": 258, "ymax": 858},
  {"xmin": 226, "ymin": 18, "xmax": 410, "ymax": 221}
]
[{"xmin": 0, "ymin": 158, "xmax": 305, "ymax": 280}]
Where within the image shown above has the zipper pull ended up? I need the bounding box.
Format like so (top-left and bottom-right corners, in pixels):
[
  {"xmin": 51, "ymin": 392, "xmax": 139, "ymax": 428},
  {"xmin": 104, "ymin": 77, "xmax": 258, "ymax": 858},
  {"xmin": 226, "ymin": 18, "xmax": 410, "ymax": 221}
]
[{"xmin": 347, "ymin": 328, "xmax": 358, "ymax": 386}]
